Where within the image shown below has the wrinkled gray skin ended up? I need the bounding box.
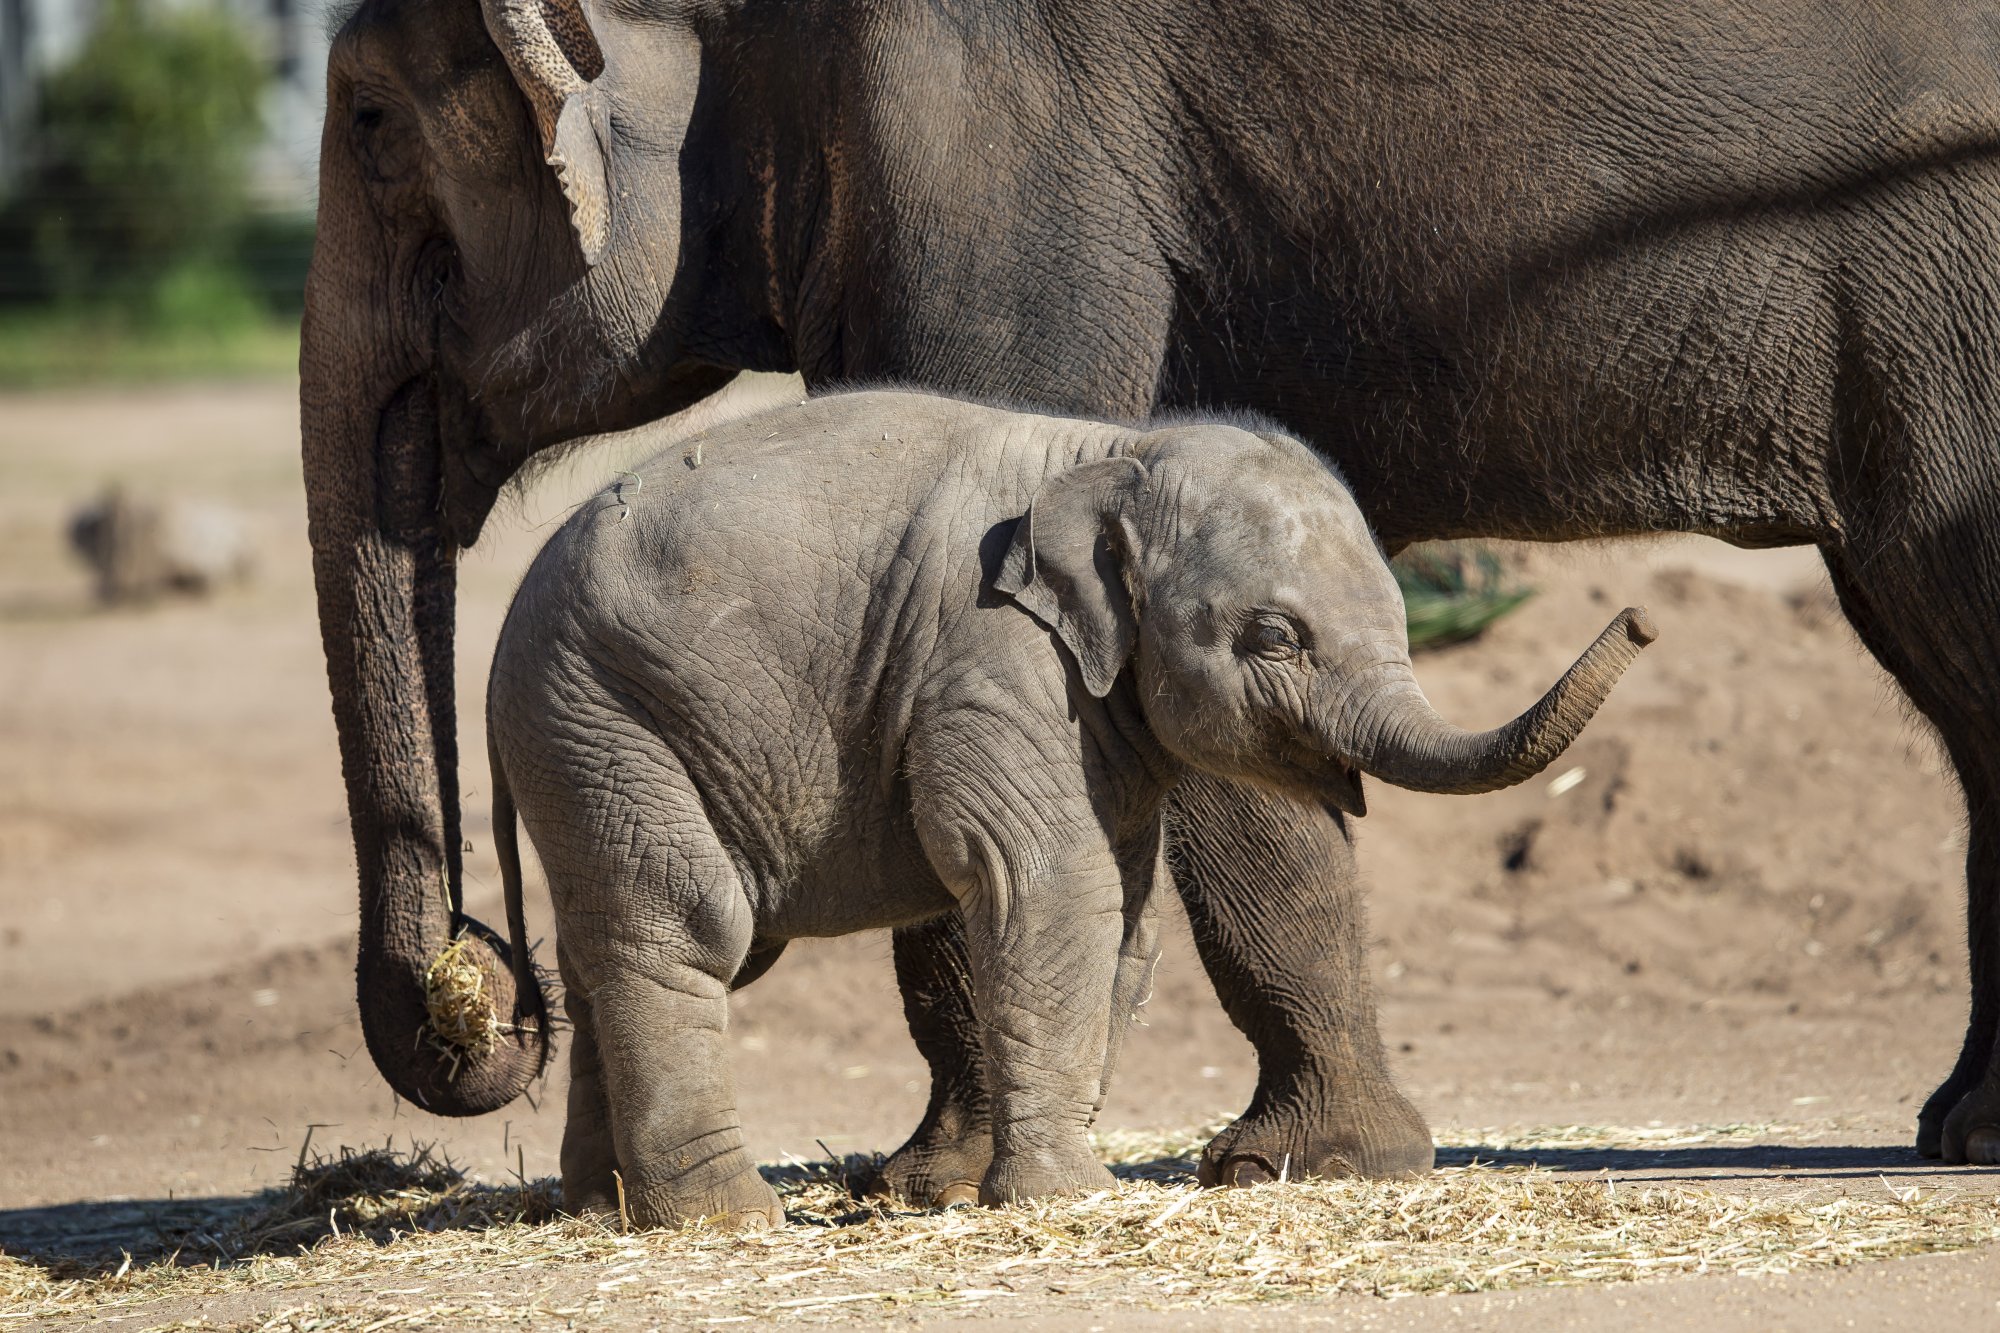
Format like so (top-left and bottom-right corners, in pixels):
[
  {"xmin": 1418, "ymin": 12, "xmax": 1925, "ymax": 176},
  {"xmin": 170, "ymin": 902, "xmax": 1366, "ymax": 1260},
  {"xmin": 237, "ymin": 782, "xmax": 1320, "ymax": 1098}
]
[
  {"xmin": 310, "ymin": 0, "xmax": 2000, "ymax": 1189},
  {"xmin": 485, "ymin": 391, "xmax": 1654, "ymax": 1227}
]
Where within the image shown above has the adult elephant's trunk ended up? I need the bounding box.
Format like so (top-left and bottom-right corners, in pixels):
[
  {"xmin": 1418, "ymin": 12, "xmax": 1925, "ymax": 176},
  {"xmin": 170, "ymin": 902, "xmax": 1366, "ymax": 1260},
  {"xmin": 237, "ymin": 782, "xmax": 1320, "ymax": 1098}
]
[
  {"xmin": 1337, "ymin": 608, "xmax": 1656, "ymax": 795},
  {"xmin": 300, "ymin": 85, "xmax": 547, "ymax": 1116}
]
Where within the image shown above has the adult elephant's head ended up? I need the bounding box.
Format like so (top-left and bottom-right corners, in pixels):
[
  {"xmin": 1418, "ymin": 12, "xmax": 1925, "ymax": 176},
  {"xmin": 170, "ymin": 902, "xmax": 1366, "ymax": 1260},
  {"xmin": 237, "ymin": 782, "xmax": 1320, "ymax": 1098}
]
[{"xmin": 304, "ymin": 0, "xmax": 743, "ymax": 1114}]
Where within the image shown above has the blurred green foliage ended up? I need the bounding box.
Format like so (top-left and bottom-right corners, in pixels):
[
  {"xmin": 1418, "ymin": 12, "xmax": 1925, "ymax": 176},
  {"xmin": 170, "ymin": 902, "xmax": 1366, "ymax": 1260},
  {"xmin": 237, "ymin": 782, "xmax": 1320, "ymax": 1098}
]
[
  {"xmin": 0, "ymin": 0, "xmax": 312, "ymax": 379},
  {"xmin": 0, "ymin": 304, "xmax": 298, "ymax": 385},
  {"xmin": 28, "ymin": 0, "xmax": 264, "ymax": 303},
  {"xmin": 1394, "ymin": 543, "xmax": 1535, "ymax": 650}
]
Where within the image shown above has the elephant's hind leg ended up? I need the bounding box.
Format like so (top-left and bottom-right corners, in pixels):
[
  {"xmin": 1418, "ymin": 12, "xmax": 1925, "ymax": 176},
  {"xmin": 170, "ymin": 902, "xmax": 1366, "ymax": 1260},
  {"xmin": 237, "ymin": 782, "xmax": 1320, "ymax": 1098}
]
[
  {"xmin": 1821, "ymin": 204, "xmax": 2000, "ymax": 1160},
  {"xmin": 526, "ymin": 742, "xmax": 782, "ymax": 1230},
  {"xmin": 556, "ymin": 943, "xmax": 620, "ymax": 1216},
  {"xmin": 1825, "ymin": 532, "xmax": 2000, "ymax": 1162}
]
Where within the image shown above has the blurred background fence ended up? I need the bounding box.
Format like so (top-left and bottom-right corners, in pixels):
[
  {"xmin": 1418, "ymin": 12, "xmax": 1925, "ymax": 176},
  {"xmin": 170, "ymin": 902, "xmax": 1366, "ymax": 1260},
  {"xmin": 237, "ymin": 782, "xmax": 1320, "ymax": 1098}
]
[{"xmin": 0, "ymin": 0, "xmax": 326, "ymax": 382}]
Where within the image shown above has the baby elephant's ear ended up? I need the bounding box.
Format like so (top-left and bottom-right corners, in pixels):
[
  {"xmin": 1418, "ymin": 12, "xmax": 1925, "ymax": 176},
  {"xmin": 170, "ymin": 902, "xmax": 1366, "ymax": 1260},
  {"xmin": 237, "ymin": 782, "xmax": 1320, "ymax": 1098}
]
[{"xmin": 995, "ymin": 456, "xmax": 1149, "ymax": 697}]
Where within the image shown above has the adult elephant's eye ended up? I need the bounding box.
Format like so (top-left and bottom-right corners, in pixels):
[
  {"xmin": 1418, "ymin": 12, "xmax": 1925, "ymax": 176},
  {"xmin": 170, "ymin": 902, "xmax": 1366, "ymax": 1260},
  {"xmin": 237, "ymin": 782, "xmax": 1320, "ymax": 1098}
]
[
  {"xmin": 1245, "ymin": 614, "xmax": 1303, "ymax": 661},
  {"xmin": 351, "ymin": 95, "xmax": 422, "ymax": 184}
]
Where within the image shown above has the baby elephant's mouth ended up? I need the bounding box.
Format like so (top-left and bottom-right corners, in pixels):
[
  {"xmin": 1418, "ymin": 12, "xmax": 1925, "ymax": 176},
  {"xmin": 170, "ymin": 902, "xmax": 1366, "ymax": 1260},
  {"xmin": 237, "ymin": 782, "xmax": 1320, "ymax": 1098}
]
[
  {"xmin": 1232, "ymin": 727, "xmax": 1368, "ymax": 818},
  {"xmin": 1272, "ymin": 736, "xmax": 1368, "ymax": 817},
  {"xmin": 1323, "ymin": 753, "xmax": 1367, "ymax": 818}
]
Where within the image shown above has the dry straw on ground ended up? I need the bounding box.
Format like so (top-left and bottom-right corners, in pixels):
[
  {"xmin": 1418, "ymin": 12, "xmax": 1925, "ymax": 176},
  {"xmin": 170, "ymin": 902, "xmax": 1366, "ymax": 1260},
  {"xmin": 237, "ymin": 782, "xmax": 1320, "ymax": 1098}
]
[{"xmin": 5, "ymin": 1123, "xmax": 1997, "ymax": 1329}]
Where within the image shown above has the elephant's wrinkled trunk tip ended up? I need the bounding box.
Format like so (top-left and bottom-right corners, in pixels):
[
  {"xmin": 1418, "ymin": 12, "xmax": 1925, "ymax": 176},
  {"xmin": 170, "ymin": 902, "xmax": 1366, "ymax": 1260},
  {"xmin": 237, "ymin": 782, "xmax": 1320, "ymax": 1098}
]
[
  {"xmin": 1342, "ymin": 603, "xmax": 1656, "ymax": 797},
  {"xmin": 369, "ymin": 922, "xmax": 549, "ymax": 1113},
  {"xmin": 1616, "ymin": 605, "xmax": 1658, "ymax": 649}
]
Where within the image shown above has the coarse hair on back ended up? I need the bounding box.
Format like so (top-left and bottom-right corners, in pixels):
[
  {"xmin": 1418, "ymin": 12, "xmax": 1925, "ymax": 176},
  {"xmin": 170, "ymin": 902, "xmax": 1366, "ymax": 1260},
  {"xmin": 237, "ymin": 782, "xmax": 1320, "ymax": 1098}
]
[
  {"xmin": 810, "ymin": 379, "xmax": 1293, "ymax": 442},
  {"xmin": 810, "ymin": 379, "xmax": 1345, "ymax": 487}
]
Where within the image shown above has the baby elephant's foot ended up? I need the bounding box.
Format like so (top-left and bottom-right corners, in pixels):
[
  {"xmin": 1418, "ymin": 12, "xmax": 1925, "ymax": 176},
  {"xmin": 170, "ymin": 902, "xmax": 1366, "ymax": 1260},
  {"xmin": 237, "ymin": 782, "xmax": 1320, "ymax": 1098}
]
[
  {"xmin": 627, "ymin": 1166, "xmax": 785, "ymax": 1232},
  {"xmin": 560, "ymin": 1178, "xmax": 622, "ymax": 1220},
  {"xmin": 979, "ymin": 1142, "xmax": 1114, "ymax": 1207},
  {"xmin": 871, "ymin": 1115, "xmax": 994, "ymax": 1207}
]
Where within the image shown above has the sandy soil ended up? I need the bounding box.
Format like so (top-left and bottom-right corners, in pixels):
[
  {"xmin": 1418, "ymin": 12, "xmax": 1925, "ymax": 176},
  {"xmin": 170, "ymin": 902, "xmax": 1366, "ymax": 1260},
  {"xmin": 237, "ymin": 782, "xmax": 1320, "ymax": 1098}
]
[{"xmin": 3, "ymin": 379, "xmax": 1998, "ymax": 1327}]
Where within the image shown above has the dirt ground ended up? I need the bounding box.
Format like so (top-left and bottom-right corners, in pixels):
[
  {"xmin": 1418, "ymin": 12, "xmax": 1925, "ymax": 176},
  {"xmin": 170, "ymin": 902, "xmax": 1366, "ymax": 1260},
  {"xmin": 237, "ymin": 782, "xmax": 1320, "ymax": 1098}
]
[{"xmin": 5, "ymin": 379, "xmax": 2000, "ymax": 1328}]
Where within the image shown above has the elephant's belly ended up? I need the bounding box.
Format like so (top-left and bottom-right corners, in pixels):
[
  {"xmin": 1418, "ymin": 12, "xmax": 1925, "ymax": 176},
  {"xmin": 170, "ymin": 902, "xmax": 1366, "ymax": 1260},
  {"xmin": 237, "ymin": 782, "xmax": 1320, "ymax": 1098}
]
[
  {"xmin": 748, "ymin": 826, "xmax": 956, "ymax": 941},
  {"xmin": 1179, "ymin": 222, "xmax": 1844, "ymax": 549}
]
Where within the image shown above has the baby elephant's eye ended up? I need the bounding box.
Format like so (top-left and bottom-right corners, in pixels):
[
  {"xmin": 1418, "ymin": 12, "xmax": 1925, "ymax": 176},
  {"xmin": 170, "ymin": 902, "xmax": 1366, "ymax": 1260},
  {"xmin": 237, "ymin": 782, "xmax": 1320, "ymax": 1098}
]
[{"xmin": 1245, "ymin": 614, "xmax": 1303, "ymax": 661}]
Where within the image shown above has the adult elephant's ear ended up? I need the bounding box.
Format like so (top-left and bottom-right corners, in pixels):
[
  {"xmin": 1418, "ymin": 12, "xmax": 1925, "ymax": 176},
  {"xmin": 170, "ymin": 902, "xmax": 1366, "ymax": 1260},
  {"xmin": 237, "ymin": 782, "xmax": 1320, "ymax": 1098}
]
[
  {"xmin": 996, "ymin": 457, "xmax": 1150, "ymax": 698},
  {"xmin": 481, "ymin": 0, "xmax": 611, "ymax": 264}
]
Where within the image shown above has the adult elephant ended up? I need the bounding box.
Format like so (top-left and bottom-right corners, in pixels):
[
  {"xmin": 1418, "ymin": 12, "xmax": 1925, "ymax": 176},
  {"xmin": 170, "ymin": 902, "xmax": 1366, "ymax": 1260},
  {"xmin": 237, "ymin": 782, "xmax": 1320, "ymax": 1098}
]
[{"xmin": 306, "ymin": 0, "xmax": 2000, "ymax": 1185}]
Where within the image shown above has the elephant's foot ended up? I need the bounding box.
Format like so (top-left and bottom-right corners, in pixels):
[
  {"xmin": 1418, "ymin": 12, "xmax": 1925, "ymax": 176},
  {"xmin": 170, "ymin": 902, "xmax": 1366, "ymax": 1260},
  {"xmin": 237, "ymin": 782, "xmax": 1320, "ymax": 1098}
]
[
  {"xmin": 1198, "ymin": 1083, "xmax": 1434, "ymax": 1186},
  {"xmin": 1917, "ymin": 1078, "xmax": 1964, "ymax": 1159},
  {"xmin": 1918, "ymin": 1046, "xmax": 1994, "ymax": 1159},
  {"xmin": 557, "ymin": 1135, "xmax": 621, "ymax": 1218},
  {"xmin": 869, "ymin": 1107, "xmax": 993, "ymax": 1206},
  {"xmin": 626, "ymin": 1168, "xmax": 785, "ymax": 1231},
  {"xmin": 1935, "ymin": 1082, "xmax": 2000, "ymax": 1165},
  {"xmin": 560, "ymin": 1179, "xmax": 621, "ymax": 1219},
  {"xmin": 980, "ymin": 1141, "xmax": 1115, "ymax": 1207}
]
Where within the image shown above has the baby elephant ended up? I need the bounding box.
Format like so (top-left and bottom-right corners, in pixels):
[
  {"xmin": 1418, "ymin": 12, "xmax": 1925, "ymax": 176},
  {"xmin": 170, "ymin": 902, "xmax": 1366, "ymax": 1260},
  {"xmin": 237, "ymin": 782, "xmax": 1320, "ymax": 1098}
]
[{"xmin": 486, "ymin": 390, "xmax": 1653, "ymax": 1229}]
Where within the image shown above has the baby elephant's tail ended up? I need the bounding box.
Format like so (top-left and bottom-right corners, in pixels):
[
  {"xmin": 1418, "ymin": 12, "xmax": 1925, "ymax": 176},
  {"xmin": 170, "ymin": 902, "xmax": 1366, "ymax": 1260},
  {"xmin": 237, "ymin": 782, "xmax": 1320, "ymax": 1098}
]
[{"xmin": 489, "ymin": 733, "xmax": 540, "ymax": 1025}]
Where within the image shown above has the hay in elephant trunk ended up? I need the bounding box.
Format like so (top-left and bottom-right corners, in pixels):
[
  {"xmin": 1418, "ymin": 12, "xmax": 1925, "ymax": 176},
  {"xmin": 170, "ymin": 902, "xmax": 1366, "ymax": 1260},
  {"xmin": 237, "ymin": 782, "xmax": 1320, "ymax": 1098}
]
[{"xmin": 421, "ymin": 934, "xmax": 507, "ymax": 1065}]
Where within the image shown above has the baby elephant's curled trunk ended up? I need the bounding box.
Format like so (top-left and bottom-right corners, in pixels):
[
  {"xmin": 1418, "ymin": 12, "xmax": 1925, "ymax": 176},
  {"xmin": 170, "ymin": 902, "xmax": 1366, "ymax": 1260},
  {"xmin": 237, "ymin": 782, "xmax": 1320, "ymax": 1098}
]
[{"xmin": 1344, "ymin": 607, "xmax": 1656, "ymax": 795}]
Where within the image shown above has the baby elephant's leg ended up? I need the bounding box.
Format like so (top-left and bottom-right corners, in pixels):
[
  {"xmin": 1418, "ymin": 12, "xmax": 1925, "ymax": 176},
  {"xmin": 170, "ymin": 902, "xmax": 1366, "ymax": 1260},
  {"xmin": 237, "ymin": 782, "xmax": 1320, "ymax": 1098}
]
[
  {"xmin": 922, "ymin": 816, "xmax": 1126, "ymax": 1205},
  {"xmin": 588, "ymin": 960, "xmax": 779, "ymax": 1229},
  {"xmin": 556, "ymin": 942, "xmax": 619, "ymax": 1216},
  {"xmin": 873, "ymin": 919, "xmax": 994, "ymax": 1207},
  {"xmin": 534, "ymin": 758, "xmax": 780, "ymax": 1231}
]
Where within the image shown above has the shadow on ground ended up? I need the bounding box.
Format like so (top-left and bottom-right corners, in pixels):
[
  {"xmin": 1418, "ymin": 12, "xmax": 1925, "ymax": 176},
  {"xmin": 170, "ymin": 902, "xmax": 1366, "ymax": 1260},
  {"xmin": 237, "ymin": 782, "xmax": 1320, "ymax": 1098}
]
[
  {"xmin": 1, "ymin": 1144, "xmax": 1201, "ymax": 1277},
  {"xmin": 0, "ymin": 1142, "xmax": 556, "ymax": 1279},
  {"xmin": 1436, "ymin": 1142, "xmax": 1941, "ymax": 1181},
  {"xmin": 1, "ymin": 1140, "xmax": 1955, "ymax": 1282}
]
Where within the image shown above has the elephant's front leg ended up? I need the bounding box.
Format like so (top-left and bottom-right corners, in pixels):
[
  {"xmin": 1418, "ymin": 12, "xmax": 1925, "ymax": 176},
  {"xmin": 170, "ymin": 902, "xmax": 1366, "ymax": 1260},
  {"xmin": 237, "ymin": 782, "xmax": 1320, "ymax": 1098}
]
[
  {"xmin": 875, "ymin": 919, "xmax": 995, "ymax": 1206},
  {"xmin": 1168, "ymin": 771, "xmax": 1435, "ymax": 1184},
  {"xmin": 879, "ymin": 862, "xmax": 1159, "ymax": 1203},
  {"xmin": 955, "ymin": 845, "xmax": 1126, "ymax": 1206}
]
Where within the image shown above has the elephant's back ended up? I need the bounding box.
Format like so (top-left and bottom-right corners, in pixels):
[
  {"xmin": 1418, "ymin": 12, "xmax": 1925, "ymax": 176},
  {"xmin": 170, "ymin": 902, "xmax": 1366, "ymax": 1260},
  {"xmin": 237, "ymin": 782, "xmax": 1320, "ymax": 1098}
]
[
  {"xmin": 504, "ymin": 386, "xmax": 1121, "ymax": 703},
  {"xmin": 497, "ymin": 396, "xmax": 943, "ymax": 708},
  {"xmin": 579, "ymin": 388, "xmax": 1087, "ymax": 604}
]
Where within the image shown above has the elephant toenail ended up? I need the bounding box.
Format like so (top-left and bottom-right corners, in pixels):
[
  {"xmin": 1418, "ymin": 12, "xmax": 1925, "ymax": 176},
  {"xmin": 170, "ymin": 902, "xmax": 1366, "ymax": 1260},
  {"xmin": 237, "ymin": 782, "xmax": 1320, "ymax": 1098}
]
[
  {"xmin": 1223, "ymin": 1156, "xmax": 1277, "ymax": 1187},
  {"xmin": 933, "ymin": 1181, "xmax": 980, "ymax": 1207},
  {"xmin": 1963, "ymin": 1128, "xmax": 2000, "ymax": 1165}
]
